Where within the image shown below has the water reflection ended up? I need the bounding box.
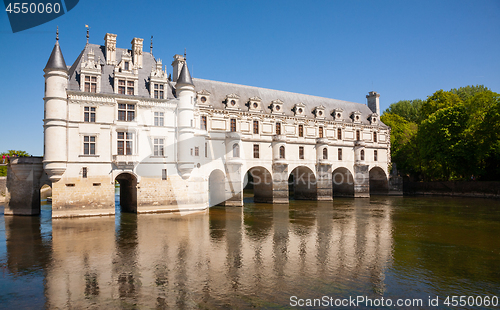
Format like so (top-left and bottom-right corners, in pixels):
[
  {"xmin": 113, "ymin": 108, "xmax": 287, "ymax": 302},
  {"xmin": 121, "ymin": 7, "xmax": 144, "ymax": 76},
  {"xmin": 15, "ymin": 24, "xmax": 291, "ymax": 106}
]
[{"xmin": 1, "ymin": 197, "xmax": 500, "ymax": 308}]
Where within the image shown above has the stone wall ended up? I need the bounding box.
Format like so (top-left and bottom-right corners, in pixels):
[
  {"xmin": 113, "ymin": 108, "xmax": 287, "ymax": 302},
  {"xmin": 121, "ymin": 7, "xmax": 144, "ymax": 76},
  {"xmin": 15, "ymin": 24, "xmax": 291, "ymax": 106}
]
[
  {"xmin": 0, "ymin": 176, "xmax": 6, "ymax": 204},
  {"xmin": 404, "ymin": 181, "xmax": 500, "ymax": 198}
]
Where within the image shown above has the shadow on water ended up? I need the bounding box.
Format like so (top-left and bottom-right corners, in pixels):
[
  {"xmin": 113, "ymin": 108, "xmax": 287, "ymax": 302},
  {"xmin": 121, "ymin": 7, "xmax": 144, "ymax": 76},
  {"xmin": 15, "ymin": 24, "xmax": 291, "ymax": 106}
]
[{"xmin": 1, "ymin": 193, "xmax": 500, "ymax": 308}]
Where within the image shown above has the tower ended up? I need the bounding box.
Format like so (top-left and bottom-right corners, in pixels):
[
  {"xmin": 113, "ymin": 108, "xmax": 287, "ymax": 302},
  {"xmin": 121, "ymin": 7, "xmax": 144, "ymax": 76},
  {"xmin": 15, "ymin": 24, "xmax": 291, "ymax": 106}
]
[
  {"xmin": 366, "ymin": 91, "xmax": 380, "ymax": 115},
  {"xmin": 175, "ymin": 61, "xmax": 195, "ymax": 179},
  {"xmin": 43, "ymin": 32, "xmax": 68, "ymax": 182}
]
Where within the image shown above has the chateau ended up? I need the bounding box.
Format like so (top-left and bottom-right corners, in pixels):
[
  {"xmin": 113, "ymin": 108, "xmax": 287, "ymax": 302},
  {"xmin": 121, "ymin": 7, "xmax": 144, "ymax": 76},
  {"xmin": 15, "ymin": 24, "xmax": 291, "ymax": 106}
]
[{"xmin": 5, "ymin": 32, "xmax": 391, "ymax": 218}]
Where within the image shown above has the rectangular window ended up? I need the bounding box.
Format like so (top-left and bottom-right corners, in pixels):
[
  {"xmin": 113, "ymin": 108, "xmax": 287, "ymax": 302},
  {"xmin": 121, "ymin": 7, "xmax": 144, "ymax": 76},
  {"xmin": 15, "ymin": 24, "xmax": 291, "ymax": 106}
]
[
  {"xmin": 319, "ymin": 127, "xmax": 324, "ymax": 138},
  {"xmin": 230, "ymin": 118, "xmax": 236, "ymax": 132},
  {"xmin": 253, "ymin": 144, "xmax": 259, "ymax": 159},
  {"xmin": 299, "ymin": 146, "xmax": 304, "ymax": 159},
  {"xmin": 195, "ymin": 146, "xmax": 199, "ymax": 156},
  {"xmin": 337, "ymin": 128, "xmax": 342, "ymax": 140},
  {"xmin": 374, "ymin": 150, "xmax": 378, "ymax": 161},
  {"xmin": 153, "ymin": 83, "xmax": 164, "ymax": 99},
  {"xmin": 127, "ymin": 81, "xmax": 134, "ymax": 95},
  {"xmin": 82, "ymin": 167, "xmax": 87, "ymax": 178},
  {"xmin": 117, "ymin": 132, "xmax": 133, "ymax": 155},
  {"xmin": 205, "ymin": 143, "xmax": 208, "ymax": 157},
  {"xmin": 83, "ymin": 136, "xmax": 96, "ymax": 155},
  {"xmin": 299, "ymin": 125, "xmax": 304, "ymax": 137},
  {"xmin": 124, "ymin": 61, "xmax": 129, "ymax": 71},
  {"xmin": 154, "ymin": 112, "xmax": 164, "ymax": 126},
  {"xmin": 154, "ymin": 138, "xmax": 164, "ymax": 156},
  {"xmin": 162, "ymin": 169, "xmax": 167, "ymax": 180},
  {"xmin": 201, "ymin": 116, "xmax": 207, "ymax": 130},
  {"xmin": 373, "ymin": 132, "xmax": 377, "ymax": 143},
  {"xmin": 118, "ymin": 79, "xmax": 126, "ymax": 94},
  {"xmin": 276, "ymin": 122, "xmax": 281, "ymax": 135},
  {"xmin": 118, "ymin": 104, "xmax": 135, "ymax": 121},
  {"xmin": 253, "ymin": 120, "xmax": 259, "ymax": 134},
  {"xmin": 356, "ymin": 130, "xmax": 361, "ymax": 141},
  {"xmin": 84, "ymin": 76, "xmax": 97, "ymax": 93},
  {"xmin": 338, "ymin": 148, "xmax": 342, "ymax": 160},
  {"xmin": 84, "ymin": 106, "xmax": 96, "ymax": 122}
]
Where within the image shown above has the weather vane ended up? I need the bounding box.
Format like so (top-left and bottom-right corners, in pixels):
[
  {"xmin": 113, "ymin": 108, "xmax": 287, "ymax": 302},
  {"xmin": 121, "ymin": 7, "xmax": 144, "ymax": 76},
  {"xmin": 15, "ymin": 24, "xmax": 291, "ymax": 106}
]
[
  {"xmin": 150, "ymin": 35, "xmax": 153, "ymax": 54},
  {"xmin": 56, "ymin": 26, "xmax": 59, "ymax": 41},
  {"xmin": 85, "ymin": 24, "xmax": 90, "ymax": 44}
]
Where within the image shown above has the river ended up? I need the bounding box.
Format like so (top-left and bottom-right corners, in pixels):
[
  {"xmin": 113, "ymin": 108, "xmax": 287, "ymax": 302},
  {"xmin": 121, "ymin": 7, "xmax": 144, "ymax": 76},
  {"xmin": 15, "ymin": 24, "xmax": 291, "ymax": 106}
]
[{"xmin": 0, "ymin": 194, "xmax": 499, "ymax": 309}]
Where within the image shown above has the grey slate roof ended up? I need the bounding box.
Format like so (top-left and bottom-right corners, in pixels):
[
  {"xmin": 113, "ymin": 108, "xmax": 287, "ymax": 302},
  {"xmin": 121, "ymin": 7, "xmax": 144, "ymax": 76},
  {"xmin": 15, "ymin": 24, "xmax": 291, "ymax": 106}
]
[
  {"xmin": 176, "ymin": 62, "xmax": 194, "ymax": 86},
  {"xmin": 45, "ymin": 41, "xmax": 68, "ymax": 72},
  {"xmin": 66, "ymin": 43, "xmax": 386, "ymax": 127},
  {"xmin": 193, "ymin": 78, "xmax": 386, "ymax": 126}
]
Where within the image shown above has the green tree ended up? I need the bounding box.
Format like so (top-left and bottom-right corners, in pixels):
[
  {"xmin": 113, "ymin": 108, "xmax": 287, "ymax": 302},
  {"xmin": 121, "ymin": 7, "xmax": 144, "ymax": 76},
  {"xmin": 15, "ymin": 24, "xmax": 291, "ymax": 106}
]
[
  {"xmin": 0, "ymin": 150, "xmax": 30, "ymax": 176},
  {"xmin": 451, "ymin": 85, "xmax": 490, "ymax": 102},
  {"xmin": 380, "ymin": 113, "xmax": 420, "ymax": 176},
  {"xmin": 420, "ymin": 90, "xmax": 462, "ymax": 120},
  {"xmin": 383, "ymin": 99, "xmax": 424, "ymax": 123}
]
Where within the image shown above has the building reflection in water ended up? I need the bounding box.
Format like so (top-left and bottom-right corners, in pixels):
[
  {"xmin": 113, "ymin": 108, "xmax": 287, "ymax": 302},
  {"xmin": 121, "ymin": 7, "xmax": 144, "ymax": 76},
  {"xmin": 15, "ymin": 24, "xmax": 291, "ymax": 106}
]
[{"xmin": 4, "ymin": 199, "xmax": 394, "ymax": 308}]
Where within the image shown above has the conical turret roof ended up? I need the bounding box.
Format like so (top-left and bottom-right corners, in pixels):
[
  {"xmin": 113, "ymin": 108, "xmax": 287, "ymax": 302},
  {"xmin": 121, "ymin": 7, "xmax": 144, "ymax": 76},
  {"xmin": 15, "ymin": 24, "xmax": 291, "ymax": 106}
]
[
  {"xmin": 176, "ymin": 62, "xmax": 194, "ymax": 86},
  {"xmin": 44, "ymin": 40, "xmax": 68, "ymax": 72}
]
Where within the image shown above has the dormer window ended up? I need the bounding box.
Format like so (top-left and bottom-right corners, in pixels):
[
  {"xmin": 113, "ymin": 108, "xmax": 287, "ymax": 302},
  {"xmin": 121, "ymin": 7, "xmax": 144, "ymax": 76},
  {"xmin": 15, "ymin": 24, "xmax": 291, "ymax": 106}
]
[
  {"xmin": 270, "ymin": 99, "xmax": 284, "ymax": 114},
  {"xmin": 84, "ymin": 76, "xmax": 97, "ymax": 93},
  {"xmin": 351, "ymin": 111, "xmax": 362, "ymax": 123},
  {"xmin": 293, "ymin": 103, "xmax": 306, "ymax": 117},
  {"xmin": 332, "ymin": 108, "xmax": 343, "ymax": 121},
  {"xmin": 153, "ymin": 83, "xmax": 164, "ymax": 99},
  {"xmin": 118, "ymin": 79, "xmax": 135, "ymax": 95},
  {"xmin": 225, "ymin": 94, "xmax": 240, "ymax": 110},
  {"xmin": 201, "ymin": 97, "xmax": 207, "ymax": 103},
  {"xmin": 196, "ymin": 90, "xmax": 211, "ymax": 106},
  {"xmin": 313, "ymin": 105, "xmax": 326, "ymax": 119},
  {"xmin": 369, "ymin": 113, "xmax": 379, "ymax": 124},
  {"xmin": 124, "ymin": 61, "xmax": 129, "ymax": 71}
]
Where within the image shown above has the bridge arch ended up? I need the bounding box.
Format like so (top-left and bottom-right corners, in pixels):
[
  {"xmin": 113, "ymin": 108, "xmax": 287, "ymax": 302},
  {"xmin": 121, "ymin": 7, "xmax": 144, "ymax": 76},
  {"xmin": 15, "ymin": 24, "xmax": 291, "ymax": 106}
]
[
  {"xmin": 208, "ymin": 169, "xmax": 227, "ymax": 207},
  {"xmin": 288, "ymin": 165, "xmax": 317, "ymax": 200},
  {"xmin": 369, "ymin": 166, "xmax": 389, "ymax": 194},
  {"xmin": 244, "ymin": 166, "xmax": 273, "ymax": 203},
  {"xmin": 115, "ymin": 172, "xmax": 137, "ymax": 213},
  {"xmin": 332, "ymin": 167, "xmax": 354, "ymax": 197}
]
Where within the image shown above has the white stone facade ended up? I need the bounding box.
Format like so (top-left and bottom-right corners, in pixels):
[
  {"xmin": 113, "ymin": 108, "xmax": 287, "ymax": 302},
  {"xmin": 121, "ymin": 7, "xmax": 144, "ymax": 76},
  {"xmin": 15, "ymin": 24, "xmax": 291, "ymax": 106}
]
[{"xmin": 41, "ymin": 33, "xmax": 390, "ymax": 218}]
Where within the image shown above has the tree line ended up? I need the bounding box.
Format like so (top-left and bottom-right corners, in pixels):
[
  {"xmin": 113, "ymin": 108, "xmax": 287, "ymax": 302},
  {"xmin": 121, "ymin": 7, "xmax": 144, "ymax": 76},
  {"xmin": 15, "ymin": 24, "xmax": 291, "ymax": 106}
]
[{"xmin": 381, "ymin": 85, "xmax": 500, "ymax": 181}]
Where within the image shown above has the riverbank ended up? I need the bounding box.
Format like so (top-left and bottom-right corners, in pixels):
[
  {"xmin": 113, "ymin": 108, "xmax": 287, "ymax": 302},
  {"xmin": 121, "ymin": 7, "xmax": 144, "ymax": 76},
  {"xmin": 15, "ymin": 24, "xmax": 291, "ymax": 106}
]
[{"xmin": 404, "ymin": 180, "xmax": 500, "ymax": 198}]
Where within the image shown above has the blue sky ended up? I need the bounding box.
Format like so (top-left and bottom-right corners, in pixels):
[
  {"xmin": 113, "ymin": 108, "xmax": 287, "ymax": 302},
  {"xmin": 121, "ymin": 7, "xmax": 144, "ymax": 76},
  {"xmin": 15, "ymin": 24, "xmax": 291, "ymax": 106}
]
[{"xmin": 1, "ymin": 0, "xmax": 499, "ymax": 156}]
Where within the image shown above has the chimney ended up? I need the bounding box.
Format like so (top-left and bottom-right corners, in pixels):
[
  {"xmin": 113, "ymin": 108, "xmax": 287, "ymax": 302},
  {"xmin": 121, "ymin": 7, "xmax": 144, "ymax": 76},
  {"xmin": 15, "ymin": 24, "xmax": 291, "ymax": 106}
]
[
  {"xmin": 104, "ymin": 33, "xmax": 117, "ymax": 65},
  {"xmin": 171, "ymin": 54, "xmax": 185, "ymax": 82},
  {"xmin": 131, "ymin": 37, "xmax": 144, "ymax": 69},
  {"xmin": 366, "ymin": 91, "xmax": 380, "ymax": 115}
]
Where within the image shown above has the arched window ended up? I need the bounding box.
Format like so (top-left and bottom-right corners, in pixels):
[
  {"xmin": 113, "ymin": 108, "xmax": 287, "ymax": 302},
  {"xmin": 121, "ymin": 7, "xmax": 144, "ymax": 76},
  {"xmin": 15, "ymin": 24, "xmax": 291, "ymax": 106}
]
[
  {"xmin": 356, "ymin": 130, "xmax": 360, "ymax": 141},
  {"xmin": 323, "ymin": 148, "xmax": 328, "ymax": 160},
  {"xmin": 298, "ymin": 124, "xmax": 304, "ymax": 137},
  {"xmin": 233, "ymin": 143, "xmax": 240, "ymax": 158},
  {"xmin": 373, "ymin": 132, "xmax": 377, "ymax": 142},
  {"xmin": 360, "ymin": 149, "xmax": 365, "ymax": 161},
  {"xmin": 276, "ymin": 122, "xmax": 281, "ymax": 135},
  {"xmin": 337, "ymin": 128, "xmax": 342, "ymax": 140},
  {"xmin": 319, "ymin": 127, "xmax": 324, "ymax": 138},
  {"xmin": 279, "ymin": 146, "xmax": 285, "ymax": 159}
]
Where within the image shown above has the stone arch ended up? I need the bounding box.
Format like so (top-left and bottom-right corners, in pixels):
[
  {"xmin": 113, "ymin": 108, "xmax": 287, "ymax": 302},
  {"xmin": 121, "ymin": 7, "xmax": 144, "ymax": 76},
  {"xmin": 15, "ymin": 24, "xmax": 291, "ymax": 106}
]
[
  {"xmin": 369, "ymin": 166, "xmax": 388, "ymax": 194},
  {"xmin": 332, "ymin": 167, "xmax": 354, "ymax": 197},
  {"xmin": 244, "ymin": 166, "xmax": 273, "ymax": 203},
  {"xmin": 115, "ymin": 172, "xmax": 138, "ymax": 213},
  {"xmin": 288, "ymin": 165, "xmax": 317, "ymax": 200},
  {"xmin": 208, "ymin": 169, "xmax": 227, "ymax": 207}
]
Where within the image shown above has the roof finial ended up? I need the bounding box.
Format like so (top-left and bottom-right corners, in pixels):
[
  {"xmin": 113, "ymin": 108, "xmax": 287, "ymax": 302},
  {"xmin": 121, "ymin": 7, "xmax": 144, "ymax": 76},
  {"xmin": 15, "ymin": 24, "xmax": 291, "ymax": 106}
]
[
  {"xmin": 150, "ymin": 35, "xmax": 153, "ymax": 54},
  {"xmin": 184, "ymin": 48, "xmax": 186, "ymax": 60},
  {"xmin": 56, "ymin": 26, "xmax": 59, "ymax": 41},
  {"xmin": 85, "ymin": 24, "xmax": 89, "ymax": 44}
]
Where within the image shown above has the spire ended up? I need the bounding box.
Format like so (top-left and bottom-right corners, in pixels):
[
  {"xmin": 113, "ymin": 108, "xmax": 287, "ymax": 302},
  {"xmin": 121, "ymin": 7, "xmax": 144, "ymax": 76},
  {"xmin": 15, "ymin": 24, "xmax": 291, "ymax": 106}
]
[
  {"xmin": 45, "ymin": 28, "xmax": 68, "ymax": 72},
  {"xmin": 150, "ymin": 35, "xmax": 153, "ymax": 54},
  {"xmin": 176, "ymin": 61, "xmax": 194, "ymax": 86}
]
